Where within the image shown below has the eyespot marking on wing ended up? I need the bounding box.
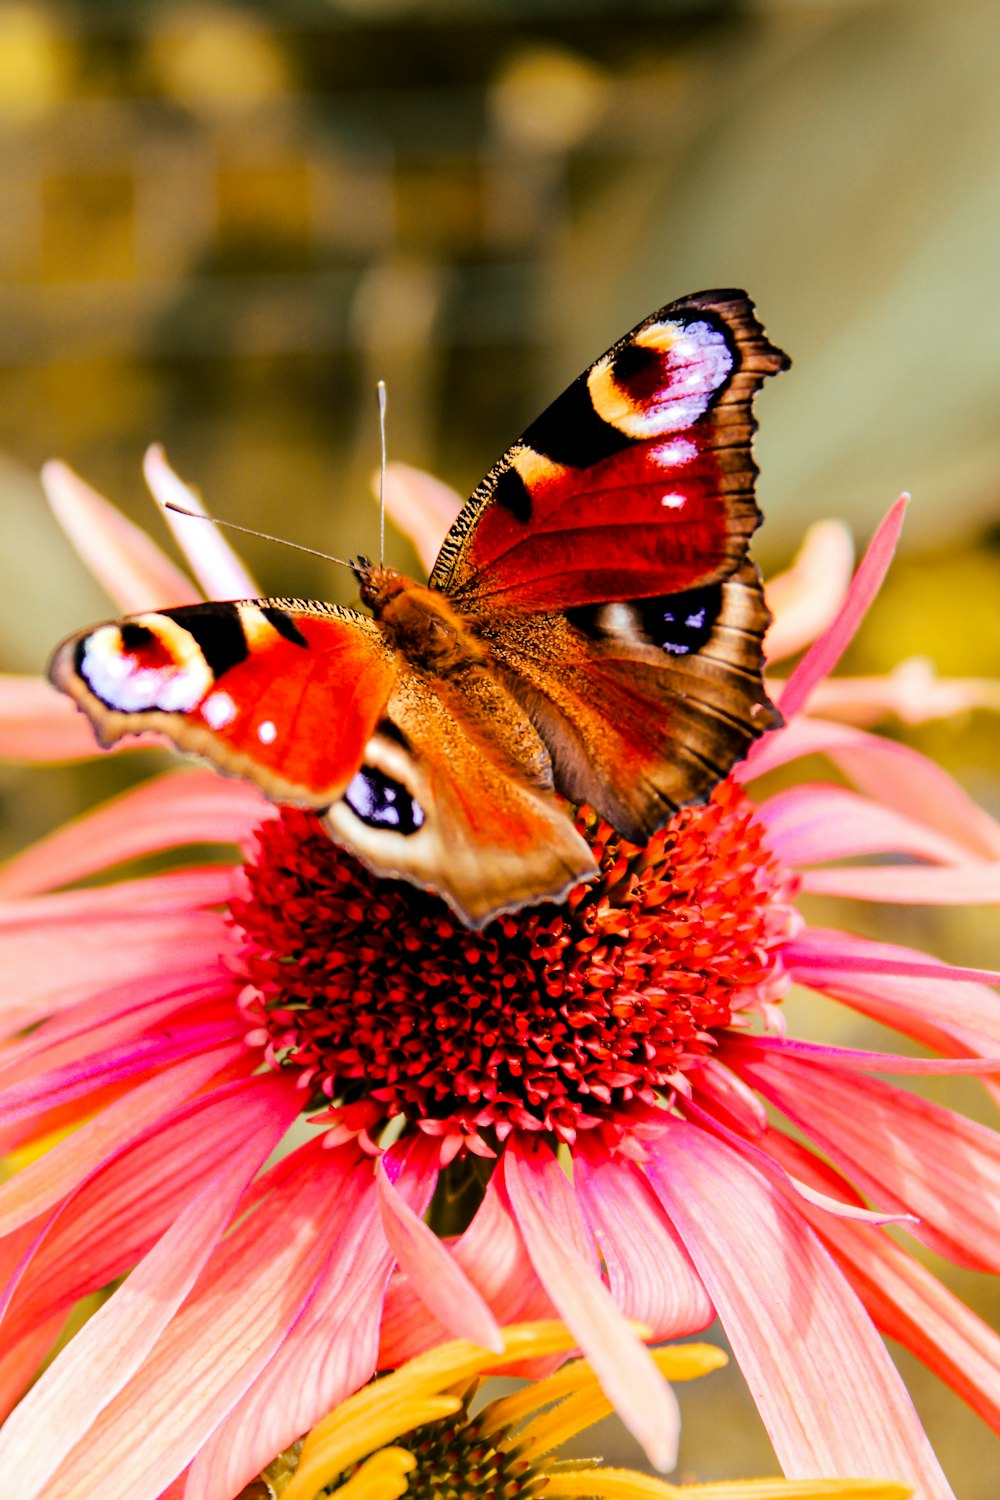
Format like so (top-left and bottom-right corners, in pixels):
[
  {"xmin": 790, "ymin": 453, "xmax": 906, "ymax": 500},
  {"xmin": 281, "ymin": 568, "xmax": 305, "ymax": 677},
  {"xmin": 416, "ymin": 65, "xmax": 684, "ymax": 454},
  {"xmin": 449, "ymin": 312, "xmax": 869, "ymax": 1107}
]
[
  {"xmin": 566, "ymin": 582, "xmax": 723, "ymax": 656},
  {"xmin": 78, "ymin": 615, "xmax": 214, "ymax": 713},
  {"xmin": 588, "ymin": 317, "xmax": 735, "ymax": 439},
  {"xmin": 343, "ymin": 765, "xmax": 425, "ymax": 834}
]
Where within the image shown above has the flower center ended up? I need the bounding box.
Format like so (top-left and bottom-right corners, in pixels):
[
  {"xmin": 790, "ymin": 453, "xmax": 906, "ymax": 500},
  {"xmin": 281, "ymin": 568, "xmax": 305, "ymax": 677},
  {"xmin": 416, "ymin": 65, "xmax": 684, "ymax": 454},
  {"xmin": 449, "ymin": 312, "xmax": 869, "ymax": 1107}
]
[{"xmin": 231, "ymin": 780, "xmax": 794, "ymax": 1147}]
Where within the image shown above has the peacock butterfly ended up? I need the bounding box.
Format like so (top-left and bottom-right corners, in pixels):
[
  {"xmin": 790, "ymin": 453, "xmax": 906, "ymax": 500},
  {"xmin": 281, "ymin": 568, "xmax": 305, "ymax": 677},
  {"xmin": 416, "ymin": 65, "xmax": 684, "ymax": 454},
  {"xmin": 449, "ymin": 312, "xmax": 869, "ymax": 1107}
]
[{"xmin": 49, "ymin": 289, "xmax": 786, "ymax": 928}]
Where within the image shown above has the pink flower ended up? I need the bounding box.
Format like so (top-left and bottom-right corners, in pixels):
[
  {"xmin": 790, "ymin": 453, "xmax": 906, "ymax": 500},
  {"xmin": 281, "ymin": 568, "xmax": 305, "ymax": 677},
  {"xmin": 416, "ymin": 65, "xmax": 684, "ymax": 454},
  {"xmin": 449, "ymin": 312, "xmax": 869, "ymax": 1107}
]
[{"xmin": 1, "ymin": 453, "xmax": 999, "ymax": 1500}]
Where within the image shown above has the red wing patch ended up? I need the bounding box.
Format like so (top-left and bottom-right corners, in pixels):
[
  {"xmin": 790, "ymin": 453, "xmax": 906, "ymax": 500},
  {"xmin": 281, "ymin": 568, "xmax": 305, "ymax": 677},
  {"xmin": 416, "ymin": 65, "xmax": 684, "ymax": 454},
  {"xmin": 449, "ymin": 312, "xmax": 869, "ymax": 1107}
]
[
  {"xmin": 430, "ymin": 290, "xmax": 787, "ymax": 613},
  {"xmin": 48, "ymin": 600, "xmax": 398, "ymax": 807}
]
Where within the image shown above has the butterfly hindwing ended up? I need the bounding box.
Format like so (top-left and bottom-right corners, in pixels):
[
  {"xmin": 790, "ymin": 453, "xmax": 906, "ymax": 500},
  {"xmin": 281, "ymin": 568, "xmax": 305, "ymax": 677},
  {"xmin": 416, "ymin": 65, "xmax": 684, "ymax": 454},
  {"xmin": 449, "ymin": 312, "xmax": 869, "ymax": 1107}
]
[{"xmin": 322, "ymin": 663, "xmax": 596, "ymax": 928}]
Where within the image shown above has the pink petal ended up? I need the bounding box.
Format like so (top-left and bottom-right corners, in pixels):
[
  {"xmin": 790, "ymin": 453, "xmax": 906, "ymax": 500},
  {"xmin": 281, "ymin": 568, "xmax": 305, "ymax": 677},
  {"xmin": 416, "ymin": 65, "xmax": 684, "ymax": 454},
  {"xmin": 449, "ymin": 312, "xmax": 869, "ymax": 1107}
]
[
  {"xmin": 680, "ymin": 1095, "xmax": 912, "ymax": 1228},
  {"xmin": 42, "ymin": 461, "xmax": 201, "ymax": 613},
  {"xmin": 739, "ymin": 1047, "xmax": 1000, "ymax": 1273},
  {"xmin": 0, "ymin": 676, "xmax": 157, "ymax": 764},
  {"xmin": 0, "ymin": 769, "xmax": 270, "ymax": 898},
  {"xmin": 42, "ymin": 1144, "xmax": 371, "ymax": 1500},
  {"xmin": 376, "ymin": 1147, "xmax": 502, "ymax": 1353},
  {"xmin": 0, "ymin": 1042, "xmax": 246, "ymax": 1237},
  {"xmin": 642, "ymin": 1117, "xmax": 954, "ymax": 1497},
  {"xmin": 0, "ymin": 866, "xmax": 233, "ymax": 926},
  {"xmin": 790, "ymin": 660, "xmax": 1000, "ymax": 726},
  {"xmin": 757, "ymin": 782, "xmax": 978, "ymax": 869},
  {"xmin": 800, "ymin": 861, "xmax": 1000, "ymax": 904},
  {"xmin": 775, "ymin": 497, "xmax": 908, "ymax": 723},
  {"xmin": 380, "ymin": 1167, "xmax": 556, "ymax": 1369},
  {"xmin": 0, "ymin": 906, "xmax": 231, "ymax": 1039},
  {"xmin": 504, "ymin": 1137, "xmax": 680, "ymax": 1472},
  {"xmin": 786, "ymin": 927, "xmax": 1000, "ymax": 1054},
  {"xmin": 144, "ymin": 446, "xmax": 261, "ymax": 602},
  {"xmin": 0, "ymin": 1314, "xmax": 65, "ymax": 1421},
  {"xmin": 572, "ymin": 1137, "xmax": 714, "ymax": 1338},
  {"xmin": 0, "ymin": 1076, "xmax": 298, "ymax": 1499},
  {"xmin": 382, "ymin": 461, "xmax": 463, "ymax": 574},
  {"xmin": 764, "ymin": 520, "xmax": 855, "ymax": 663},
  {"xmin": 742, "ymin": 716, "xmax": 1000, "ymax": 861},
  {"xmin": 766, "ymin": 1129, "xmax": 1000, "ymax": 1434},
  {"xmin": 0, "ymin": 1078, "xmax": 289, "ymax": 1376},
  {"xmin": 183, "ymin": 1153, "xmax": 389, "ymax": 1500},
  {"xmin": 0, "ymin": 968, "xmax": 232, "ymax": 1096},
  {"xmin": 731, "ymin": 1034, "xmax": 1000, "ymax": 1077},
  {"xmin": 0, "ymin": 1014, "xmax": 242, "ymax": 1129}
]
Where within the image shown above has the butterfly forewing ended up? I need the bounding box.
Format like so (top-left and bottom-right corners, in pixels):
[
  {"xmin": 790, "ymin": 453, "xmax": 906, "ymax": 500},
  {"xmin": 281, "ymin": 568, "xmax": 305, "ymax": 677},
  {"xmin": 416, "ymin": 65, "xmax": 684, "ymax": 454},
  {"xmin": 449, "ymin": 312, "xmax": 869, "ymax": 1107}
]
[
  {"xmin": 431, "ymin": 290, "xmax": 787, "ymax": 613},
  {"xmin": 49, "ymin": 599, "xmax": 398, "ymax": 807}
]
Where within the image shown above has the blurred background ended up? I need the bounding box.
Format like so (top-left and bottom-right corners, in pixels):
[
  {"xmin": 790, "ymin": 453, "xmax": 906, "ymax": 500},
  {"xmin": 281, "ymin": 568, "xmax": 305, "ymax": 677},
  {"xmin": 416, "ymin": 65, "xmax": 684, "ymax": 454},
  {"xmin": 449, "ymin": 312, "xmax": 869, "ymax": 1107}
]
[{"xmin": 0, "ymin": 0, "xmax": 997, "ymax": 1491}]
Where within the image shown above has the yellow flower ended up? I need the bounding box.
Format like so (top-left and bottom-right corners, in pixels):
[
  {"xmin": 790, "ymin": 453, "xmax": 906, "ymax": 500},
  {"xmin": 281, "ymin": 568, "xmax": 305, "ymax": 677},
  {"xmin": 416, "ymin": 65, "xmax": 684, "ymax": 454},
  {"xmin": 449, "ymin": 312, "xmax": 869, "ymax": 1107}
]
[{"xmin": 246, "ymin": 1322, "xmax": 909, "ymax": 1500}]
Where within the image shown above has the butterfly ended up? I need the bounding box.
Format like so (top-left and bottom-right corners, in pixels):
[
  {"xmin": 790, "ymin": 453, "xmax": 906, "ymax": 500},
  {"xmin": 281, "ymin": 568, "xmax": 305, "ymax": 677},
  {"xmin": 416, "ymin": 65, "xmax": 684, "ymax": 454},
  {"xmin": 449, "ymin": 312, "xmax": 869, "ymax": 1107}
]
[{"xmin": 49, "ymin": 289, "xmax": 787, "ymax": 928}]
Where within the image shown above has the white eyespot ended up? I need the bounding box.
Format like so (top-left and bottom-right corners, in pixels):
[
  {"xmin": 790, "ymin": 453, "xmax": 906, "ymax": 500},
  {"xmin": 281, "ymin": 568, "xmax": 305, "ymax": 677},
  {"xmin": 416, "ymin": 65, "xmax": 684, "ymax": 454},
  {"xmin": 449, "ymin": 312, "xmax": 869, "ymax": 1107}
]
[
  {"xmin": 202, "ymin": 691, "xmax": 237, "ymax": 729},
  {"xmin": 660, "ymin": 493, "xmax": 686, "ymax": 509},
  {"xmin": 257, "ymin": 720, "xmax": 277, "ymax": 744},
  {"xmin": 80, "ymin": 624, "xmax": 210, "ymax": 713}
]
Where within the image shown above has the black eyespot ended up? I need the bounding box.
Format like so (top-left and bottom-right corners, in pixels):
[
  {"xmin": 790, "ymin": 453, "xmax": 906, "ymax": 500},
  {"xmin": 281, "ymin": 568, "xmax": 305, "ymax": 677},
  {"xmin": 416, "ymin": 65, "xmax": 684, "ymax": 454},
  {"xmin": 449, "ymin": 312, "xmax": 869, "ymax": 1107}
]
[
  {"xmin": 637, "ymin": 583, "xmax": 722, "ymax": 655},
  {"xmin": 119, "ymin": 622, "xmax": 156, "ymax": 651},
  {"xmin": 344, "ymin": 766, "xmax": 425, "ymax": 835}
]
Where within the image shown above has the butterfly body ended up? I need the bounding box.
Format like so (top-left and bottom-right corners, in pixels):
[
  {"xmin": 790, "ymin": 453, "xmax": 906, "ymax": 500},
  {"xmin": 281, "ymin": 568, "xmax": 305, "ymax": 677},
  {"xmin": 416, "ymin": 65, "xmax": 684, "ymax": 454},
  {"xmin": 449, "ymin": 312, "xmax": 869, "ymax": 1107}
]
[{"xmin": 50, "ymin": 290, "xmax": 787, "ymax": 928}]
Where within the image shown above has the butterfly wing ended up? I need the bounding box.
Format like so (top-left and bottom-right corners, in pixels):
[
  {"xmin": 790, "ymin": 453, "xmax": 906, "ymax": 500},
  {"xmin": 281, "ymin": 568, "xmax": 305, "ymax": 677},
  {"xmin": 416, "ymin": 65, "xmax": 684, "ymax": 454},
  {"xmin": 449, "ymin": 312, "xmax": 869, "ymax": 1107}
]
[
  {"xmin": 49, "ymin": 597, "xmax": 595, "ymax": 925},
  {"xmin": 430, "ymin": 289, "xmax": 785, "ymax": 839},
  {"xmin": 48, "ymin": 599, "xmax": 398, "ymax": 807},
  {"xmin": 322, "ymin": 662, "xmax": 595, "ymax": 928}
]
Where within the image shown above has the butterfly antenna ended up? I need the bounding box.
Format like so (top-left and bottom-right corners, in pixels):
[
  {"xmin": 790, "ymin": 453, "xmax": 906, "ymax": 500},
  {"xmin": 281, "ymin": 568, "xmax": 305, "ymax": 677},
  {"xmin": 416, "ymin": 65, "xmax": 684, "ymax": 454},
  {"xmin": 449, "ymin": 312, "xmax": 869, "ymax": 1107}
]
[
  {"xmin": 162, "ymin": 502, "xmax": 355, "ymax": 572},
  {"xmin": 377, "ymin": 378, "xmax": 387, "ymax": 568}
]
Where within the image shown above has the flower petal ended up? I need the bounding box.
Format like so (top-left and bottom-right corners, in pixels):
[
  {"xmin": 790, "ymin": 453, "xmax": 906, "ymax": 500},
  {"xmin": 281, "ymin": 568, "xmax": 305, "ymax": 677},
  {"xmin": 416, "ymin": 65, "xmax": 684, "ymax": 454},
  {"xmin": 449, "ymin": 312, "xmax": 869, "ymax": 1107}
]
[
  {"xmin": 144, "ymin": 445, "xmax": 261, "ymax": 602},
  {"xmin": 42, "ymin": 1144, "xmax": 371, "ymax": 1500},
  {"xmin": 742, "ymin": 716, "xmax": 1000, "ymax": 861},
  {"xmin": 0, "ymin": 1075, "xmax": 298, "ymax": 1499},
  {"xmin": 0, "ymin": 769, "xmax": 270, "ymax": 897},
  {"xmin": 0, "ymin": 905, "xmax": 231, "ymax": 1040},
  {"xmin": 381, "ymin": 461, "xmax": 463, "ymax": 574},
  {"xmin": 764, "ymin": 519, "xmax": 855, "ymax": 664},
  {"xmin": 183, "ymin": 1150, "xmax": 392, "ymax": 1500},
  {"xmin": 642, "ymin": 1118, "xmax": 954, "ymax": 1497},
  {"xmin": 786, "ymin": 927, "xmax": 1000, "ymax": 1054},
  {"xmin": 790, "ymin": 659, "xmax": 1000, "ymax": 726},
  {"xmin": 757, "ymin": 783, "xmax": 977, "ymax": 869},
  {"xmin": 0, "ymin": 1042, "xmax": 246, "ymax": 1237},
  {"xmin": 775, "ymin": 497, "xmax": 908, "ymax": 723},
  {"xmin": 800, "ymin": 861, "xmax": 1000, "ymax": 904},
  {"xmin": 42, "ymin": 460, "xmax": 201, "ymax": 613},
  {"xmin": 0, "ymin": 676, "xmax": 156, "ymax": 764},
  {"xmin": 376, "ymin": 1147, "xmax": 503, "ymax": 1353},
  {"xmin": 740, "ymin": 1046, "xmax": 1000, "ymax": 1273},
  {"xmin": 572, "ymin": 1137, "xmax": 714, "ymax": 1339},
  {"xmin": 766, "ymin": 1129, "xmax": 1000, "ymax": 1436},
  {"xmin": 504, "ymin": 1137, "xmax": 681, "ymax": 1473},
  {"xmin": 0, "ymin": 1077, "xmax": 287, "ymax": 1392}
]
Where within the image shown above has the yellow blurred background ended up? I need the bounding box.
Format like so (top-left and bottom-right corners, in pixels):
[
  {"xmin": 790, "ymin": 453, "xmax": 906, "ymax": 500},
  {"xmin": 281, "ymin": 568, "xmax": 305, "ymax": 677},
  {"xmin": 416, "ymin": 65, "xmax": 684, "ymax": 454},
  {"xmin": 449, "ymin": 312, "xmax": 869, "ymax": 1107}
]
[{"xmin": 0, "ymin": 0, "xmax": 998, "ymax": 1492}]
